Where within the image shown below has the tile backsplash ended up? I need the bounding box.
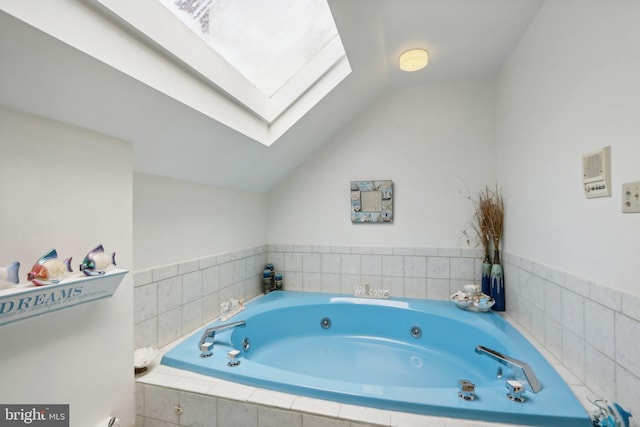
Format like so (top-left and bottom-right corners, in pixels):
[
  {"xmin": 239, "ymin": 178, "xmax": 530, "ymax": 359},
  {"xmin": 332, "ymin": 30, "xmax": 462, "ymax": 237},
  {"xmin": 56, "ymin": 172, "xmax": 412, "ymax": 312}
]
[
  {"xmin": 133, "ymin": 244, "xmax": 484, "ymax": 349},
  {"xmin": 502, "ymin": 251, "xmax": 640, "ymax": 421},
  {"xmin": 133, "ymin": 244, "xmax": 639, "ymax": 423},
  {"xmin": 133, "ymin": 246, "xmax": 267, "ymax": 349},
  {"xmin": 265, "ymin": 244, "xmax": 483, "ymax": 299}
]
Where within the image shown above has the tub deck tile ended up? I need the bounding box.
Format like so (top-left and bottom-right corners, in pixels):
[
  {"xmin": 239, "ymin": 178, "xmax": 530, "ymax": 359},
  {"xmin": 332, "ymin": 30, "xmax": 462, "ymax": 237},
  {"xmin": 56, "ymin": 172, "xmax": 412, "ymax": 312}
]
[
  {"xmin": 137, "ymin": 370, "xmax": 180, "ymax": 389},
  {"xmin": 209, "ymin": 379, "xmax": 257, "ymax": 401},
  {"xmin": 248, "ymin": 388, "xmax": 297, "ymax": 410},
  {"xmin": 389, "ymin": 410, "xmax": 446, "ymax": 427},
  {"xmin": 291, "ymin": 396, "xmax": 341, "ymax": 418},
  {"xmin": 171, "ymin": 376, "xmax": 215, "ymax": 395}
]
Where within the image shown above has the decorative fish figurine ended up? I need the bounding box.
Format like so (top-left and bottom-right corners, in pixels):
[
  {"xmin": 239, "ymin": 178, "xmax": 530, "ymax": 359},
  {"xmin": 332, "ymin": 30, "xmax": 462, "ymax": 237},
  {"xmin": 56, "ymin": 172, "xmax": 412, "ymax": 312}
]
[
  {"xmin": 0, "ymin": 261, "xmax": 20, "ymax": 285},
  {"xmin": 27, "ymin": 249, "xmax": 73, "ymax": 286},
  {"xmin": 80, "ymin": 244, "xmax": 116, "ymax": 276}
]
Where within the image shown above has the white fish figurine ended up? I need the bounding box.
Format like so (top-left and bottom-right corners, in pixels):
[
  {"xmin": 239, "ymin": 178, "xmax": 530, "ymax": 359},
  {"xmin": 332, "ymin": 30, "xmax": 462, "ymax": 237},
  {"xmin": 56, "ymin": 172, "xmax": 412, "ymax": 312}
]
[
  {"xmin": 0, "ymin": 261, "xmax": 20, "ymax": 286},
  {"xmin": 27, "ymin": 249, "xmax": 73, "ymax": 286},
  {"xmin": 80, "ymin": 244, "xmax": 116, "ymax": 276}
]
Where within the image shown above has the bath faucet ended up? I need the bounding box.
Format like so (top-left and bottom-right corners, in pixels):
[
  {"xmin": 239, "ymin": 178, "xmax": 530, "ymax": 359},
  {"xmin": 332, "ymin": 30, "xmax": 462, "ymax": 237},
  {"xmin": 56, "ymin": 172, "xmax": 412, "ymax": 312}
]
[
  {"xmin": 198, "ymin": 320, "xmax": 246, "ymax": 357},
  {"xmin": 475, "ymin": 345, "xmax": 542, "ymax": 393}
]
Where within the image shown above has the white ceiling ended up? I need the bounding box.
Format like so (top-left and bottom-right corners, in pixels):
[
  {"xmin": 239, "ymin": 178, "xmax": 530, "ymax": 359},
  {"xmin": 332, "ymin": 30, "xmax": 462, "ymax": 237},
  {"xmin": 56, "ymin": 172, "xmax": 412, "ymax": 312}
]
[{"xmin": 0, "ymin": 0, "xmax": 544, "ymax": 192}]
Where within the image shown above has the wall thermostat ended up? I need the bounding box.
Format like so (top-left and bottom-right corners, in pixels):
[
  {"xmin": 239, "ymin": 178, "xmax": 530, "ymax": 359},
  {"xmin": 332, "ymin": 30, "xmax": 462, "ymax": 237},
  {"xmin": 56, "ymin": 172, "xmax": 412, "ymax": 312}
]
[{"xmin": 582, "ymin": 146, "xmax": 611, "ymax": 198}]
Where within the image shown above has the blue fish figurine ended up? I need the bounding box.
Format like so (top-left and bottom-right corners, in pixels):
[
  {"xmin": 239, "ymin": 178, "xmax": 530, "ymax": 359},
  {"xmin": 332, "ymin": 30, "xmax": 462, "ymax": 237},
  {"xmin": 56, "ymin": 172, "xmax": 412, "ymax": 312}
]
[
  {"xmin": 27, "ymin": 249, "xmax": 73, "ymax": 286},
  {"xmin": 80, "ymin": 244, "xmax": 116, "ymax": 276},
  {"xmin": 0, "ymin": 261, "xmax": 20, "ymax": 285}
]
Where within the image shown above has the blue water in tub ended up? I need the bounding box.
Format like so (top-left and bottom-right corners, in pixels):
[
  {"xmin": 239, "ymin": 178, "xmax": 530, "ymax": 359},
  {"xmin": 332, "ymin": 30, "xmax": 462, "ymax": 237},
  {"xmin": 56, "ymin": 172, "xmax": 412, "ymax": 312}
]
[{"xmin": 162, "ymin": 291, "xmax": 591, "ymax": 426}]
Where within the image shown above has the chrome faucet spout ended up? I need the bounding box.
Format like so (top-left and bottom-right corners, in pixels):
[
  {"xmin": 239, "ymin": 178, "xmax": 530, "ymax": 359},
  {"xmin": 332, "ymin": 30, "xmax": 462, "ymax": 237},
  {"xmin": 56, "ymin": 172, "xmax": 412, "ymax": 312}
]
[
  {"xmin": 475, "ymin": 345, "xmax": 542, "ymax": 393},
  {"xmin": 198, "ymin": 320, "xmax": 246, "ymax": 356}
]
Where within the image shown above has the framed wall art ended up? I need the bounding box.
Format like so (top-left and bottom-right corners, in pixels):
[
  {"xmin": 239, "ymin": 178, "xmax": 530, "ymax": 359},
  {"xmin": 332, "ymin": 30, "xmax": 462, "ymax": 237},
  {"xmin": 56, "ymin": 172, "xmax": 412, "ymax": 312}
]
[{"xmin": 350, "ymin": 180, "xmax": 393, "ymax": 223}]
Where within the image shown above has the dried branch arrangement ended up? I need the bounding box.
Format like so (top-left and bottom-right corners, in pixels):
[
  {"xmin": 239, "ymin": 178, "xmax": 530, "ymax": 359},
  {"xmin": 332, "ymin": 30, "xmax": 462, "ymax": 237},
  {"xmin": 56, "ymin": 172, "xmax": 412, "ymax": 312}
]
[
  {"xmin": 465, "ymin": 185, "xmax": 504, "ymax": 263},
  {"xmin": 483, "ymin": 186, "xmax": 504, "ymax": 262}
]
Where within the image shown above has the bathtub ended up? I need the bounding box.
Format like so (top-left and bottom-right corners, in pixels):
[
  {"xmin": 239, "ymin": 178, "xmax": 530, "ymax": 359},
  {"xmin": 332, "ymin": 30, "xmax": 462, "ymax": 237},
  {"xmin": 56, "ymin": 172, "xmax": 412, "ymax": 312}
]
[{"xmin": 161, "ymin": 291, "xmax": 591, "ymax": 426}]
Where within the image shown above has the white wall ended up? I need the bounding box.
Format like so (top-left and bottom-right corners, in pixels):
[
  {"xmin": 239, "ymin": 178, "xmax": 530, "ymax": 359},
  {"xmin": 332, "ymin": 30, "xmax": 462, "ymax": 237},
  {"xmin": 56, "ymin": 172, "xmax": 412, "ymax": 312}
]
[
  {"xmin": 496, "ymin": 0, "xmax": 640, "ymax": 296},
  {"xmin": 0, "ymin": 107, "xmax": 134, "ymax": 426},
  {"xmin": 133, "ymin": 173, "xmax": 268, "ymax": 270},
  {"xmin": 267, "ymin": 78, "xmax": 497, "ymax": 248}
]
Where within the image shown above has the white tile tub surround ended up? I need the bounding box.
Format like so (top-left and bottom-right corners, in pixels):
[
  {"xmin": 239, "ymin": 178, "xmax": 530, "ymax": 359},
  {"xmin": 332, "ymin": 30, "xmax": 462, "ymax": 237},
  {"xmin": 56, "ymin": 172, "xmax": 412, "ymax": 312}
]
[
  {"xmin": 135, "ymin": 244, "xmax": 486, "ymax": 349},
  {"xmin": 134, "ymin": 246, "xmax": 267, "ymax": 349},
  {"xmin": 266, "ymin": 244, "xmax": 484, "ymax": 300},
  {"xmin": 503, "ymin": 252, "xmax": 640, "ymax": 426},
  {"xmin": 135, "ymin": 244, "xmax": 640, "ymax": 426}
]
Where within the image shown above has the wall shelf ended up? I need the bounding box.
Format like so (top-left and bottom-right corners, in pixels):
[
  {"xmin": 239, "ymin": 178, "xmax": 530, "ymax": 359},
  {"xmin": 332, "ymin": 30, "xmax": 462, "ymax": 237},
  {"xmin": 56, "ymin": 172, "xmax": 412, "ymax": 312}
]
[{"xmin": 0, "ymin": 269, "xmax": 128, "ymax": 327}]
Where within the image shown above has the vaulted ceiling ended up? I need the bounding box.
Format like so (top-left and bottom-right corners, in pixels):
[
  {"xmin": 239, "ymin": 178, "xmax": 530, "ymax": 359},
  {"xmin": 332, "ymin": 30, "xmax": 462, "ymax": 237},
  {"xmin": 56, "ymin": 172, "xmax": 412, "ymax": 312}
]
[{"xmin": 0, "ymin": 1, "xmax": 544, "ymax": 192}]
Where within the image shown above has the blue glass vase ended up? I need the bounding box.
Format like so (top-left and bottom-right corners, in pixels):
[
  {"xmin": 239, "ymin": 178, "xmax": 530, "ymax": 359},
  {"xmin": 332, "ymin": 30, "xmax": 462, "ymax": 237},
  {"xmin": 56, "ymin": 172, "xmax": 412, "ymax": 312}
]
[
  {"xmin": 481, "ymin": 255, "xmax": 491, "ymax": 295},
  {"xmin": 490, "ymin": 250, "xmax": 505, "ymax": 311}
]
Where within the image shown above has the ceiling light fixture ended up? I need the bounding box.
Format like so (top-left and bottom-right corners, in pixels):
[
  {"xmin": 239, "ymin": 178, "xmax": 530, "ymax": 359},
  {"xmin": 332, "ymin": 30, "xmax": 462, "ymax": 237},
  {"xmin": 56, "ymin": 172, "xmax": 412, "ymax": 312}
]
[{"xmin": 399, "ymin": 48, "xmax": 429, "ymax": 72}]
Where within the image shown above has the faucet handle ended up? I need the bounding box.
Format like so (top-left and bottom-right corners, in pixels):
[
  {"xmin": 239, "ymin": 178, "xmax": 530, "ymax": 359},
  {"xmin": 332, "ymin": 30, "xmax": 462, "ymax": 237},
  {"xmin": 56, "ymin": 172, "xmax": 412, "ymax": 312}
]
[
  {"xmin": 457, "ymin": 379, "xmax": 476, "ymax": 401},
  {"xmin": 227, "ymin": 349, "xmax": 241, "ymax": 367},
  {"xmin": 506, "ymin": 380, "xmax": 526, "ymax": 402},
  {"xmin": 200, "ymin": 342, "xmax": 213, "ymax": 358}
]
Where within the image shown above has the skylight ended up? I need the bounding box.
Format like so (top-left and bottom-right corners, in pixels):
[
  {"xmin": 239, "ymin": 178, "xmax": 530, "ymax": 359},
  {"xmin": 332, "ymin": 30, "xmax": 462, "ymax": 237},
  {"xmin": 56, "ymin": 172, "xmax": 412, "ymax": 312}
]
[
  {"xmin": 85, "ymin": 0, "xmax": 350, "ymax": 146},
  {"xmin": 159, "ymin": 0, "xmax": 340, "ymax": 98}
]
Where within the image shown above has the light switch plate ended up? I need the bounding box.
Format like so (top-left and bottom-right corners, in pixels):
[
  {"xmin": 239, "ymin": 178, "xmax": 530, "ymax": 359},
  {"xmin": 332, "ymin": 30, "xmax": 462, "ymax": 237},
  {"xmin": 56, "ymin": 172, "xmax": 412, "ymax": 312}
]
[{"xmin": 622, "ymin": 181, "xmax": 640, "ymax": 213}]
